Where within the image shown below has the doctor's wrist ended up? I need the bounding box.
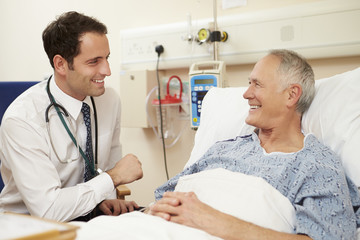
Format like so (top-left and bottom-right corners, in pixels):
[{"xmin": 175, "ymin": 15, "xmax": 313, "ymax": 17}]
[{"xmin": 105, "ymin": 168, "xmax": 122, "ymax": 187}]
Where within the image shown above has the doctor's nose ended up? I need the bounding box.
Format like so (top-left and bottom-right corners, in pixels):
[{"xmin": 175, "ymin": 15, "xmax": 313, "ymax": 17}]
[{"xmin": 100, "ymin": 60, "xmax": 111, "ymax": 77}]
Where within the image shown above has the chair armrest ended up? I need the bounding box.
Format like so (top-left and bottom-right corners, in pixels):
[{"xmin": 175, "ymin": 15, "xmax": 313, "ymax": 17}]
[{"xmin": 116, "ymin": 185, "xmax": 131, "ymax": 200}]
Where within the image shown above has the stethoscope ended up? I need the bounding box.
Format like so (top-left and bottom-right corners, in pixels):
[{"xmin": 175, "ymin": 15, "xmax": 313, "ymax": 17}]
[{"xmin": 45, "ymin": 75, "xmax": 99, "ymax": 176}]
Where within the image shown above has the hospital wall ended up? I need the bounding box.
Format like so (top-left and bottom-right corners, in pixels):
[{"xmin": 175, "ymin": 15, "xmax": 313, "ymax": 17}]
[{"xmin": 0, "ymin": 0, "xmax": 359, "ymax": 206}]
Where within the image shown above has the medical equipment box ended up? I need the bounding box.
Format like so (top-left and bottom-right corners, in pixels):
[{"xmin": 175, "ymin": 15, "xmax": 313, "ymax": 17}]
[{"xmin": 189, "ymin": 61, "xmax": 226, "ymax": 129}]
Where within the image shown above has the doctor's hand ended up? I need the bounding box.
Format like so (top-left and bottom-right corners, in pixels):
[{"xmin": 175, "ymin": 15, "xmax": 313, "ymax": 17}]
[
  {"xmin": 106, "ymin": 153, "xmax": 143, "ymax": 187},
  {"xmin": 99, "ymin": 199, "xmax": 140, "ymax": 216}
]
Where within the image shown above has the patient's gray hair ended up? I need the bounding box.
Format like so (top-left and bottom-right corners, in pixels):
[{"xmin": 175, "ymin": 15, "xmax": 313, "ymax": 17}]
[{"xmin": 269, "ymin": 49, "xmax": 315, "ymax": 115}]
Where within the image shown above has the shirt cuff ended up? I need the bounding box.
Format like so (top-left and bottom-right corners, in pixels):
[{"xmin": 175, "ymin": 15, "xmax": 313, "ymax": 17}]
[{"xmin": 87, "ymin": 172, "xmax": 115, "ymax": 202}]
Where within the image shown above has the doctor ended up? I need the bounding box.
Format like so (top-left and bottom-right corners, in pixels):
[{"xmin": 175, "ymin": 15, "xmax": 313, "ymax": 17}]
[{"xmin": 0, "ymin": 11, "xmax": 143, "ymax": 222}]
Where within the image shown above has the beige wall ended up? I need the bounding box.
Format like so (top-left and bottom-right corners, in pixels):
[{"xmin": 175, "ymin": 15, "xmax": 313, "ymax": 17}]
[{"xmin": 1, "ymin": 0, "xmax": 359, "ymax": 206}]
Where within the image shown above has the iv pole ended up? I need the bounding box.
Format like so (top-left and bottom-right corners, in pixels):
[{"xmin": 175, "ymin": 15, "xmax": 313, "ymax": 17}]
[{"xmin": 213, "ymin": 0, "xmax": 219, "ymax": 61}]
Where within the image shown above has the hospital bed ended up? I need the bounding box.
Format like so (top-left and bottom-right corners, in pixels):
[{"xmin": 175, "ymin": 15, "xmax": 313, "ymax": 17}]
[{"xmin": 45, "ymin": 67, "xmax": 360, "ymax": 238}]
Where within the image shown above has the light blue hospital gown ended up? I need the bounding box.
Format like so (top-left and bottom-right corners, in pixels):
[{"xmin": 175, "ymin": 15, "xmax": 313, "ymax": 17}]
[{"xmin": 155, "ymin": 132, "xmax": 360, "ymax": 240}]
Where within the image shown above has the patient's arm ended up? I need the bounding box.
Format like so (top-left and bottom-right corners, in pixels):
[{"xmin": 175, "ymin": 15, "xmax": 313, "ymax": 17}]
[{"xmin": 149, "ymin": 192, "xmax": 312, "ymax": 240}]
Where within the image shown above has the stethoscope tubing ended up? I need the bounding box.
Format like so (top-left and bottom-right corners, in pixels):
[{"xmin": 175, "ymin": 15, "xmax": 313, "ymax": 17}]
[{"xmin": 45, "ymin": 75, "xmax": 98, "ymax": 176}]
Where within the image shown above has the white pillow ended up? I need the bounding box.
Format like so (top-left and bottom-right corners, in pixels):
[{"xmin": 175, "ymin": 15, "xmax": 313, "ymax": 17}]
[
  {"xmin": 186, "ymin": 67, "xmax": 360, "ymax": 187},
  {"xmin": 185, "ymin": 87, "xmax": 254, "ymax": 168},
  {"xmin": 302, "ymin": 67, "xmax": 360, "ymax": 186}
]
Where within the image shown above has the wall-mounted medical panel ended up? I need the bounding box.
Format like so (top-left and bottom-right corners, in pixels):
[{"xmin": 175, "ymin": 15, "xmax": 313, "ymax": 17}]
[{"xmin": 120, "ymin": 0, "xmax": 360, "ymax": 70}]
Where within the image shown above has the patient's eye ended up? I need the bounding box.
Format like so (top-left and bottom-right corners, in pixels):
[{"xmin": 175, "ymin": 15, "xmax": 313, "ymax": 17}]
[
  {"xmin": 247, "ymin": 78, "xmax": 263, "ymax": 89},
  {"xmin": 251, "ymin": 80, "xmax": 261, "ymax": 88}
]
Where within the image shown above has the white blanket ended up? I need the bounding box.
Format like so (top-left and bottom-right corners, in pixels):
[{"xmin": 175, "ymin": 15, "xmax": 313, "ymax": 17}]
[
  {"xmin": 74, "ymin": 211, "xmax": 219, "ymax": 240},
  {"xmin": 174, "ymin": 168, "xmax": 296, "ymax": 233},
  {"xmin": 75, "ymin": 169, "xmax": 296, "ymax": 239}
]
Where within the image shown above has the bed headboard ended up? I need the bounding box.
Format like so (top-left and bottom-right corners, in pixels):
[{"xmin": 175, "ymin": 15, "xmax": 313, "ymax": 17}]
[{"xmin": 186, "ymin": 67, "xmax": 360, "ymax": 187}]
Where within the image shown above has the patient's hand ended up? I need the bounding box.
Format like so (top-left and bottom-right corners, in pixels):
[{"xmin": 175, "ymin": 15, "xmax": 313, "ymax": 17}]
[
  {"xmin": 148, "ymin": 191, "xmax": 216, "ymax": 230},
  {"xmin": 149, "ymin": 192, "xmax": 313, "ymax": 240},
  {"xmin": 147, "ymin": 193, "xmax": 181, "ymax": 220},
  {"xmin": 99, "ymin": 199, "xmax": 139, "ymax": 216}
]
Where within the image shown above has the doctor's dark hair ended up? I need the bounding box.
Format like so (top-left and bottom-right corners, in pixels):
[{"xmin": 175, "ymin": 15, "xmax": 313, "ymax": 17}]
[
  {"xmin": 42, "ymin": 11, "xmax": 107, "ymax": 69},
  {"xmin": 269, "ymin": 49, "xmax": 315, "ymax": 115}
]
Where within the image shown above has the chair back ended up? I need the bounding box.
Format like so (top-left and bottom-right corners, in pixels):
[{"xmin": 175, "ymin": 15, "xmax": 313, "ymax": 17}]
[{"xmin": 0, "ymin": 81, "xmax": 39, "ymax": 192}]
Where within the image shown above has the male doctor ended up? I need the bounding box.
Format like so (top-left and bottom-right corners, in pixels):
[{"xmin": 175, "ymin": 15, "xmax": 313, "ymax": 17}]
[{"xmin": 0, "ymin": 11, "xmax": 143, "ymax": 222}]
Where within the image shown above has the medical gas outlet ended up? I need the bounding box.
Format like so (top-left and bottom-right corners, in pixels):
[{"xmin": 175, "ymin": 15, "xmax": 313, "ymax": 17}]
[
  {"xmin": 189, "ymin": 61, "xmax": 226, "ymax": 129},
  {"xmin": 196, "ymin": 28, "xmax": 228, "ymax": 44}
]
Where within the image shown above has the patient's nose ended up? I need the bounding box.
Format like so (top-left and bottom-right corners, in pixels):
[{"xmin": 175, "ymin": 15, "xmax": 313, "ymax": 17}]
[{"xmin": 243, "ymin": 86, "xmax": 253, "ymax": 100}]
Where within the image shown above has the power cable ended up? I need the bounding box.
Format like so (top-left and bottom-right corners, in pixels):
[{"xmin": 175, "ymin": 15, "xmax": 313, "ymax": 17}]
[{"xmin": 155, "ymin": 45, "xmax": 169, "ymax": 180}]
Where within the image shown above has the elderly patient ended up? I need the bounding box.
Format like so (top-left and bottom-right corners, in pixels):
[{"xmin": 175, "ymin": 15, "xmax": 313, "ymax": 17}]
[{"xmin": 149, "ymin": 49, "xmax": 360, "ymax": 240}]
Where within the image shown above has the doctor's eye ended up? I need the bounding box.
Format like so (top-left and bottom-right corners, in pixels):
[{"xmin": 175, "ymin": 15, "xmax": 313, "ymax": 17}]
[{"xmin": 88, "ymin": 59, "xmax": 99, "ymax": 65}]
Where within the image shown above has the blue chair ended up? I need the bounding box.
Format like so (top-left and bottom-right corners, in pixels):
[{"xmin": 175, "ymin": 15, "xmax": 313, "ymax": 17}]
[{"xmin": 0, "ymin": 81, "xmax": 39, "ymax": 192}]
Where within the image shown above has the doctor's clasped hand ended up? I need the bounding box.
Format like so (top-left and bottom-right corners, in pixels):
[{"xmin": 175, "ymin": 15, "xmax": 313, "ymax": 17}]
[{"xmin": 106, "ymin": 153, "xmax": 143, "ymax": 187}]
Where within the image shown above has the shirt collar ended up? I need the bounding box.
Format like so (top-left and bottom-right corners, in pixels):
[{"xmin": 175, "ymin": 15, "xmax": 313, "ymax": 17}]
[{"xmin": 50, "ymin": 75, "xmax": 93, "ymax": 120}]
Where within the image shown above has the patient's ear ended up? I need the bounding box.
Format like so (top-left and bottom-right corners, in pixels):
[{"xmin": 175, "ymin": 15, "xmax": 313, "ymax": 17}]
[{"xmin": 287, "ymin": 84, "xmax": 302, "ymax": 108}]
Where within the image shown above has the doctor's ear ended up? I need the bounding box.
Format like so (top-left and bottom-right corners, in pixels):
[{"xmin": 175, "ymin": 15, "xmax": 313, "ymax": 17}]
[{"xmin": 53, "ymin": 55, "xmax": 67, "ymax": 75}]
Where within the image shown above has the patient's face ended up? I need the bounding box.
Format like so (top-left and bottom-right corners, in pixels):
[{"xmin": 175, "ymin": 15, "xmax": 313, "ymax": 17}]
[{"xmin": 243, "ymin": 55, "xmax": 289, "ymax": 129}]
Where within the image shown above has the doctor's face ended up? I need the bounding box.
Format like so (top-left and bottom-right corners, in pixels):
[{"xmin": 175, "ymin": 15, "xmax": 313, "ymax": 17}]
[
  {"xmin": 243, "ymin": 55, "xmax": 288, "ymax": 129},
  {"xmin": 64, "ymin": 32, "xmax": 111, "ymax": 101}
]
